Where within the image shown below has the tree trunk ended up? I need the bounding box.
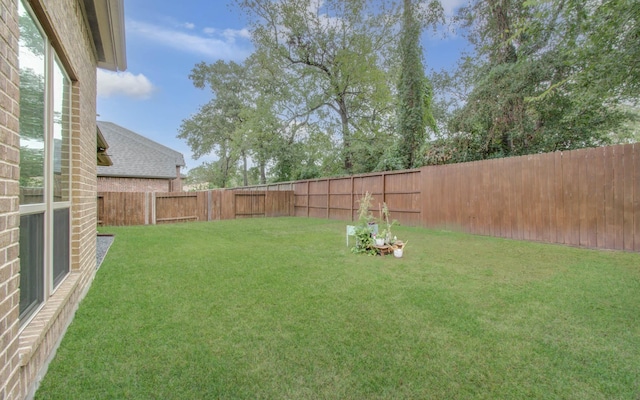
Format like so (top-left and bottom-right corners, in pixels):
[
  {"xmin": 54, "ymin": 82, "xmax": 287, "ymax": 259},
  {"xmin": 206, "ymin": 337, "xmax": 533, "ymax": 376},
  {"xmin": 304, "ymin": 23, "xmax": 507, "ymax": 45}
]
[
  {"xmin": 338, "ymin": 97, "xmax": 352, "ymax": 173},
  {"xmin": 242, "ymin": 151, "xmax": 248, "ymax": 186},
  {"xmin": 259, "ymin": 161, "xmax": 266, "ymax": 185},
  {"xmin": 489, "ymin": 0, "xmax": 517, "ymax": 64}
]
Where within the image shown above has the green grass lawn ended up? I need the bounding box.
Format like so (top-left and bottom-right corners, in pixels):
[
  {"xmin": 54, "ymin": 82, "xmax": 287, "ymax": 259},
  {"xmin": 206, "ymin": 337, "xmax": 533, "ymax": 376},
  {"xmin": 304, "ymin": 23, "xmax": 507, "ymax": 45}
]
[{"xmin": 36, "ymin": 218, "xmax": 640, "ymax": 399}]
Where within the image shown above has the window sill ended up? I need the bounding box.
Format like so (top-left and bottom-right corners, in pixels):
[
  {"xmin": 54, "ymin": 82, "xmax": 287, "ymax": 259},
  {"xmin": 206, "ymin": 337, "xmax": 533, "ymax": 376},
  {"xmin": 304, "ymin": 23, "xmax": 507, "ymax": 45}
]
[{"xmin": 18, "ymin": 272, "xmax": 82, "ymax": 367}]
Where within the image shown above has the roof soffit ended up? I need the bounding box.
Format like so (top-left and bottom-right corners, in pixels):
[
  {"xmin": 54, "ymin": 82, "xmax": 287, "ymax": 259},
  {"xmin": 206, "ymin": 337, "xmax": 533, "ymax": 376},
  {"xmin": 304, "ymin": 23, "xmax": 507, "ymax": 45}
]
[{"xmin": 82, "ymin": 0, "xmax": 127, "ymax": 71}]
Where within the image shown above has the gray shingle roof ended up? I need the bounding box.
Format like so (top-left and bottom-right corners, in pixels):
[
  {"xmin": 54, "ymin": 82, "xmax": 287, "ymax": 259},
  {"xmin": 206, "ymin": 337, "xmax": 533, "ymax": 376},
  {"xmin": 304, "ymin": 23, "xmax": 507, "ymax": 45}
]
[{"xmin": 96, "ymin": 121, "xmax": 185, "ymax": 179}]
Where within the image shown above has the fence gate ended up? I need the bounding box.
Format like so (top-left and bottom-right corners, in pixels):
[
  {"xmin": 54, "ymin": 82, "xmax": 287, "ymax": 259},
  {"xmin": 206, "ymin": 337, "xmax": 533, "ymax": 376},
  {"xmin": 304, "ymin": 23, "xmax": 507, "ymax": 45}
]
[
  {"xmin": 155, "ymin": 192, "xmax": 200, "ymax": 223},
  {"xmin": 234, "ymin": 192, "xmax": 266, "ymax": 218}
]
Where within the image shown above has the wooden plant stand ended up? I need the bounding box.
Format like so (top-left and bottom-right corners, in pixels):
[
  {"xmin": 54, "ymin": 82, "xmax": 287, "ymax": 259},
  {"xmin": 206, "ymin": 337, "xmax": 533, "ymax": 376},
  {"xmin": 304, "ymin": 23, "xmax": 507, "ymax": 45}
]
[{"xmin": 373, "ymin": 241, "xmax": 404, "ymax": 256}]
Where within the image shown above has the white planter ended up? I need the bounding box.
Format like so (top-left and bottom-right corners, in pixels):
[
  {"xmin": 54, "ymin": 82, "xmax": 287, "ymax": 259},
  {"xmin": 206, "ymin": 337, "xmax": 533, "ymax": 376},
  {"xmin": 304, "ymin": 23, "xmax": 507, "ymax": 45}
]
[
  {"xmin": 375, "ymin": 238, "xmax": 385, "ymax": 246},
  {"xmin": 393, "ymin": 248, "xmax": 403, "ymax": 258}
]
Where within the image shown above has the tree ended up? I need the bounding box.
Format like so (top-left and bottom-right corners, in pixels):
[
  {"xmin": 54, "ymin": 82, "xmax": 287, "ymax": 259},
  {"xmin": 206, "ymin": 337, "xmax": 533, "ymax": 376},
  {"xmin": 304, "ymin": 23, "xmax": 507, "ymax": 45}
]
[
  {"xmin": 185, "ymin": 162, "xmax": 224, "ymax": 190},
  {"xmin": 178, "ymin": 60, "xmax": 252, "ymax": 187},
  {"xmin": 427, "ymin": 0, "xmax": 630, "ymax": 165},
  {"xmin": 237, "ymin": 95, "xmax": 278, "ymax": 184},
  {"xmin": 449, "ymin": 0, "xmax": 534, "ymax": 159},
  {"xmin": 537, "ymin": 0, "xmax": 640, "ymax": 103},
  {"xmin": 396, "ymin": 0, "xmax": 438, "ymax": 169},
  {"xmin": 239, "ymin": 52, "xmax": 309, "ymax": 183},
  {"xmin": 235, "ymin": 0, "xmax": 399, "ymax": 174},
  {"xmin": 181, "ymin": 44, "xmax": 345, "ymax": 185}
]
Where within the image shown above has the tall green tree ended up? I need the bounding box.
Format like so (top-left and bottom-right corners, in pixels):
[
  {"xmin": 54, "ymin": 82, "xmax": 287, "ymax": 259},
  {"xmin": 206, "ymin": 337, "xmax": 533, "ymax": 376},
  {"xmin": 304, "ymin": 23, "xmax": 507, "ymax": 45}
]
[
  {"xmin": 396, "ymin": 0, "xmax": 438, "ymax": 169},
  {"xmin": 536, "ymin": 0, "xmax": 640, "ymax": 103},
  {"xmin": 178, "ymin": 60, "xmax": 250, "ymax": 187},
  {"xmin": 179, "ymin": 52, "xmax": 320, "ymax": 185},
  {"xmin": 235, "ymin": 0, "xmax": 399, "ymax": 174},
  {"xmin": 240, "ymin": 51, "xmax": 314, "ymax": 183},
  {"xmin": 426, "ymin": 0, "xmax": 631, "ymax": 165}
]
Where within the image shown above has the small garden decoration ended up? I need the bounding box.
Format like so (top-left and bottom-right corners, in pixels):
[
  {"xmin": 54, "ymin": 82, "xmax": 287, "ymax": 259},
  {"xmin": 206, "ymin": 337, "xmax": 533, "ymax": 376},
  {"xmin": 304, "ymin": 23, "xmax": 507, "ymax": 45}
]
[
  {"xmin": 379, "ymin": 202, "xmax": 397, "ymax": 245},
  {"xmin": 351, "ymin": 192, "xmax": 378, "ymax": 255},
  {"xmin": 351, "ymin": 192, "xmax": 405, "ymax": 256}
]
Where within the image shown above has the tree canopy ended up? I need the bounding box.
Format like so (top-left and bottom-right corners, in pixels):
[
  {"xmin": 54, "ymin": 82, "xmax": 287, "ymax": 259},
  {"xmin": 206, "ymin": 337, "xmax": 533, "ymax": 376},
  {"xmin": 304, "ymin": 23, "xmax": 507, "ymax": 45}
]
[
  {"xmin": 396, "ymin": 0, "xmax": 439, "ymax": 169},
  {"xmin": 180, "ymin": 0, "xmax": 639, "ymax": 187},
  {"xmin": 426, "ymin": 0, "xmax": 638, "ymax": 165}
]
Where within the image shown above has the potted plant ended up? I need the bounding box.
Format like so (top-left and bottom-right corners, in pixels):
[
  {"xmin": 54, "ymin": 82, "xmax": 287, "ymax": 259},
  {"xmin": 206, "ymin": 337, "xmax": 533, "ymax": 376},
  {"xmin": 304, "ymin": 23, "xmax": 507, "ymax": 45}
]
[
  {"xmin": 351, "ymin": 192, "xmax": 377, "ymax": 255},
  {"xmin": 379, "ymin": 202, "xmax": 397, "ymax": 245},
  {"xmin": 374, "ymin": 233, "xmax": 385, "ymax": 246}
]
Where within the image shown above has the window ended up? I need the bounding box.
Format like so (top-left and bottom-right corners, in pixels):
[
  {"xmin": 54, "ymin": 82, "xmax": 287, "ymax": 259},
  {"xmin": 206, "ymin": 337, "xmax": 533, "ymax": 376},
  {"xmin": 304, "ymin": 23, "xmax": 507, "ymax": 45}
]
[{"xmin": 19, "ymin": 0, "xmax": 72, "ymax": 322}]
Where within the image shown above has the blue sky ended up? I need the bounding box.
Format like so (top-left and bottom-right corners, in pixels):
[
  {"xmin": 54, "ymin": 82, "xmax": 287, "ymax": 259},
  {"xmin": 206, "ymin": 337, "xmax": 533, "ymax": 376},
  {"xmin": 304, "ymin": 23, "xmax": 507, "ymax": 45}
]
[{"xmin": 97, "ymin": 0, "xmax": 469, "ymax": 171}]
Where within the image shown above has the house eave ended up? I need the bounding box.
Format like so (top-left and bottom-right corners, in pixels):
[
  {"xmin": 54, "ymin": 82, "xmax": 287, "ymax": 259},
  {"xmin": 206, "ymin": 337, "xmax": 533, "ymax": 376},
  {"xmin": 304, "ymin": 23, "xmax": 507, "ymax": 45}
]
[
  {"xmin": 83, "ymin": 0, "xmax": 127, "ymax": 71},
  {"xmin": 97, "ymin": 153, "xmax": 113, "ymax": 167},
  {"xmin": 97, "ymin": 126, "xmax": 112, "ymax": 166}
]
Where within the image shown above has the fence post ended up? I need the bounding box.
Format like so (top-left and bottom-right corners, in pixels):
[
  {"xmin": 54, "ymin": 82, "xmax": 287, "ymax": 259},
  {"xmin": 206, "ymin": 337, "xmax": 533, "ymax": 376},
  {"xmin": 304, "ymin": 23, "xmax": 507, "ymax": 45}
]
[
  {"xmin": 206, "ymin": 190, "xmax": 210, "ymax": 221},
  {"xmin": 144, "ymin": 192, "xmax": 149, "ymax": 225},
  {"xmin": 152, "ymin": 192, "xmax": 157, "ymax": 225},
  {"xmin": 307, "ymin": 181, "xmax": 310, "ymax": 218},
  {"xmin": 327, "ymin": 178, "xmax": 330, "ymax": 219},
  {"xmin": 350, "ymin": 176, "xmax": 354, "ymax": 221},
  {"xmin": 382, "ymin": 172, "xmax": 386, "ymax": 206}
]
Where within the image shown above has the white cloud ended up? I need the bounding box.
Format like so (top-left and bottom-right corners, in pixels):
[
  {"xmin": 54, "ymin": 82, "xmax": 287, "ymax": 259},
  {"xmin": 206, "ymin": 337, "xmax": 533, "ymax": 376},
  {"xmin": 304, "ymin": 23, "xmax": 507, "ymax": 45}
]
[
  {"xmin": 202, "ymin": 27, "xmax": 251, "ymax": 43},
  {"xmin": 222, "ymin": 28, "xmax": 251, "ymax": 42},
  {"xmin": 183, "ymin": 22, "xmax": 195, "ymax": 30},
  {"xmin": 128, "ymin": 20, "xmax": 252, "ymax": 61},
  {"xmin": 418, "ymin": 0, "xmax": 468, "ymax": 41},
  {"xmin": 438, "ymin": 0, "xmax": 467, "ymax": 17},
  {"xmin": 97, "ymin": 70, "xmax": 156, "ymax": 99}
]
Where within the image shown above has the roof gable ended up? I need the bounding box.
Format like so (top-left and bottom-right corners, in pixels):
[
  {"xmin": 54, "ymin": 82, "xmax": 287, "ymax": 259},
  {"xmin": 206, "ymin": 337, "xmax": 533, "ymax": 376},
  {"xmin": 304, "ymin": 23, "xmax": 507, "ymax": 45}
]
[{"xmin": 96, "ymin": 121, "xmax": 185, "ymax": 179}]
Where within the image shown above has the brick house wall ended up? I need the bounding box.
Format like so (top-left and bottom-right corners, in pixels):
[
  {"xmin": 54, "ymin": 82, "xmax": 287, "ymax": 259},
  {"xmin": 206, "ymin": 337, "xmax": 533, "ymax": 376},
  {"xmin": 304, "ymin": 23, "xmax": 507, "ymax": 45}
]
[
  {"xmin": 97, "ymin": 167, "xmax": 183, "ymax": 193},
  {"xmin": 172, "ymin": 165, "xmax": 183, "ymax": 192},
  {"xmin": 98, "ymin": 176, "xmax": 173, "ymax": 192},
  {"xmin": 0, "ymin": 0, "xmax": 110, "ymax": 398},
  {"xmin": 0, "ymin": 0, "xmax": 22, "ymax": 397}
]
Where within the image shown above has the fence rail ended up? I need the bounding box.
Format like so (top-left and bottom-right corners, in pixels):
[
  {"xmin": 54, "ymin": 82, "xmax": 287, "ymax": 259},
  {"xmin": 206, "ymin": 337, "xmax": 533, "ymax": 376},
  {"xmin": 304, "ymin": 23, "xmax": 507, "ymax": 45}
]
[{"xmin": 99, "ymin": 143, "xmax": 639, "ymax": 252}]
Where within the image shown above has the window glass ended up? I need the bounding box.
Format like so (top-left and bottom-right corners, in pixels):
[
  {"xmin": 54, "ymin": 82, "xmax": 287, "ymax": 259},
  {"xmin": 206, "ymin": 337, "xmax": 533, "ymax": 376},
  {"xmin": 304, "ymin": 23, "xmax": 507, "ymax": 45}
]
[
  {"xmin": 19, "ymin": 213, "xmax": 45, "ymax": 319},
  {"xmin": 53, "ymin": 208, "xmax": 70, "ymax": 287},
  {"xmin": 18, "ymin": 1, "xmax": 46, "ymax": 205},
  {"xmin": 53, "ymin": 59, "xmax": 70, "ymax": 202}
]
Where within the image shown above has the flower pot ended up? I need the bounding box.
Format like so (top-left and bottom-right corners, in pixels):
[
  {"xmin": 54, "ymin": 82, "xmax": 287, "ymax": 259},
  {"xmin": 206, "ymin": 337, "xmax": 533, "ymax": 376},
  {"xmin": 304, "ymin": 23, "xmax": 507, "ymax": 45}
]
[
  {"xmin": 375, "ymin": 238, "xmax": 385, "ymax": 246},
  {"xmin": 393, "ymin": 248, "xmax": 403, "ymax": 258}
]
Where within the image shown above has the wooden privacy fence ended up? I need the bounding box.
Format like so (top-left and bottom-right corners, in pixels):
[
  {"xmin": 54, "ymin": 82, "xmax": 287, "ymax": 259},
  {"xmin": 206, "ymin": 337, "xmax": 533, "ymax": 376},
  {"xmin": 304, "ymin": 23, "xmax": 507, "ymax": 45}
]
[
  {"xmin": 420, "ymin": 144, "xmax": 639, "ymax": 252},
  {"xmin": 98, "ymin": 190, "xmax": 294, "ymax": 226},
  {"xmin": 99, "ymin": 143, "xmax": 639, "ymax": 252},
  {"xmin": 292, "ymin": 169, "xmax": 422, "ymax": 225},
  {"xmin": 289, "ymin": 143, "xmax": 639, "ymax": 252}
]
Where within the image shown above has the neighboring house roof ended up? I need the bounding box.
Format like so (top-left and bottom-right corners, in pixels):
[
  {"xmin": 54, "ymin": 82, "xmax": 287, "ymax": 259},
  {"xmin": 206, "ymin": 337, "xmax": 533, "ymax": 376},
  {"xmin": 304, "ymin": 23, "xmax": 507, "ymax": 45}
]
[
  {"xmin": 97, "ymin": 121, "xmax": 185, "ymax": 179},
  {"xmin": 83, "ymin": 0, "xmax": 127, "ymax": 71}
]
